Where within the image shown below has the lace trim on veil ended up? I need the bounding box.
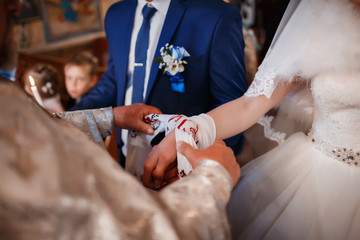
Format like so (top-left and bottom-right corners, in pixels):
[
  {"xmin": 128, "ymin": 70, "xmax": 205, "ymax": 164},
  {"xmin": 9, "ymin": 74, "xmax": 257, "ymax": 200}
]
[
  {"xmin": 257, "ymin": 115, "xmax": 286, "ymax": 144},
  {"xmin": 245, "ymin": 68, "xmax": 277, "ymax": 98}
]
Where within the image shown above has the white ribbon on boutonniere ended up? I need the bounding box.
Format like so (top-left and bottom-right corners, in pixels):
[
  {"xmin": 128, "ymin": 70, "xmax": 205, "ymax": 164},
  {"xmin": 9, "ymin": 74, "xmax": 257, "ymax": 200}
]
[{"xmin": 154, "ymin": 44, "xmax": 190, "ymax": 93}]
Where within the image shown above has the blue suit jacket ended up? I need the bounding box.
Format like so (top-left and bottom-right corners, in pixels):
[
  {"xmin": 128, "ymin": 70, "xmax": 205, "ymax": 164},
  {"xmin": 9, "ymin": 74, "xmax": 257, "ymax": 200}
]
[{"xmin": 73, "ymin": 0, "xmax": 248, "ymax": 165}]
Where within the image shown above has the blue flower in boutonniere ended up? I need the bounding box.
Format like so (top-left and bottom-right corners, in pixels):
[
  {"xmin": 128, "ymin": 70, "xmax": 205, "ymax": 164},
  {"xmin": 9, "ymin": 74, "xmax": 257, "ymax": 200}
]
[{"xmin": 154, "ymin": 43, "xmax": 190, "ymax": 93}]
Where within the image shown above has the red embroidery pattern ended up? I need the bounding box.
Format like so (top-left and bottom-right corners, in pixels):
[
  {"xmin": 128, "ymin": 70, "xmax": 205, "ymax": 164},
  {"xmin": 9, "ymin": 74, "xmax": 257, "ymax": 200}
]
[
  {"xmin": 168, "ymin": 114, "xmax": 199, "ymax": 143},
  {"xmin": 168, "ymin": 114, "xmax": 184, "ymax": 123},
  {"xmin": 178, "ymin": 169, "xmax": 192, "ymax": 177},
  {"xmin": 177, "ymin": 119, "xmax": 187, "ymax": 130},
  {"xmin": 190, "ymin": 125, "xmax": 199, "ymax": 143},
  {"xmin": 144, "ymin": 114, "xmax": 160, "ymax": 130},
  {"xmin": 144, "ymin": 116, "xmax": 151, "ymax": 123}
]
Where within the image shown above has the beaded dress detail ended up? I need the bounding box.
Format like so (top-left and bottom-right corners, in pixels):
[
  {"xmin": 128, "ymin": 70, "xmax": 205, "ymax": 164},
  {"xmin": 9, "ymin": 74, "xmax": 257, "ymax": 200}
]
[{"xmin": 308, "ymin": 70, "xmax": 360, "ymax": 167}]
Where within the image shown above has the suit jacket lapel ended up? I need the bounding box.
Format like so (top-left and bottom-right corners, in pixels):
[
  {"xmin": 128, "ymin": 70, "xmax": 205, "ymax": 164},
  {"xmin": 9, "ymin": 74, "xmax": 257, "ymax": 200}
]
[
  {"xmin": 116, "ymin": 0, "xmax": 137, "ymax": 103},
  {"xmin": 145, "ymin": 0, "xmax": 186, "ymax": 102}
]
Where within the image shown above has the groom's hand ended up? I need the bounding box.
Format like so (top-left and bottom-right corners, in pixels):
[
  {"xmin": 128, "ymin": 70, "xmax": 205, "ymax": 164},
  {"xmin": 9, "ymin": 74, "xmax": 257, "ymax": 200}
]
[
  {"xmin": 113, "ymin": 104, "xmax": 162, "ymax": 135},
  {"xmin": 142, "ymin": 131, "xmax": 177, "ymax": 190}
]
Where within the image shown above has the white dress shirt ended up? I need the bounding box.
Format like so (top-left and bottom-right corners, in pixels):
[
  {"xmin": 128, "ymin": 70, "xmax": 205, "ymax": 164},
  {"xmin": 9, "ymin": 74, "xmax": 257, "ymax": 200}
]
[{"xmin": 122, "ymin": 0, "xmax": 171, "ymax": 155}]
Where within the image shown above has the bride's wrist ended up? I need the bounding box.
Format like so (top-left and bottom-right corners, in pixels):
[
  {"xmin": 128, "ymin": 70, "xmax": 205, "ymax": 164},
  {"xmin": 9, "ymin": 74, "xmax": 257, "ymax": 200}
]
[{"xmin": 189, "ymin": 113, "xmax": 216, "ymax": 149}]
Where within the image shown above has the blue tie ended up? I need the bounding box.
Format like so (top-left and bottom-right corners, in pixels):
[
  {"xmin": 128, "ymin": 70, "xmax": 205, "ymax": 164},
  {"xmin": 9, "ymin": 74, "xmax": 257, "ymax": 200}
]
[{"xmin": 132, "ymin": 5, "xmax": 157, "ymax": 104}]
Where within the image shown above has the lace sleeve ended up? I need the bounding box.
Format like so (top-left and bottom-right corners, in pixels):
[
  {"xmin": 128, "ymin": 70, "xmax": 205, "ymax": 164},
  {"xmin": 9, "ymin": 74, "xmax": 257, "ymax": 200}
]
[{"xmin": 245, "ymin": 68, "xmax": 277, "ymax": 99}]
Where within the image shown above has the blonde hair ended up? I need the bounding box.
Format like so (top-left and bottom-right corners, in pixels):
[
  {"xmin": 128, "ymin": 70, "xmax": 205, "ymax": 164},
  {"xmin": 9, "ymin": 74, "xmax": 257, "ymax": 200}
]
[{"xmin": 65, "ymin": 51, "xmax": 99, "ymax": 77}]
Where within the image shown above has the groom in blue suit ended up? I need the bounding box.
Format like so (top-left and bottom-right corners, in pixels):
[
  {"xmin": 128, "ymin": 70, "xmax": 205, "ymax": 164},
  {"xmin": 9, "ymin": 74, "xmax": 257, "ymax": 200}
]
[{"xmin": 73, "ymin": 0, "xmax": 247, "ymax": 166}]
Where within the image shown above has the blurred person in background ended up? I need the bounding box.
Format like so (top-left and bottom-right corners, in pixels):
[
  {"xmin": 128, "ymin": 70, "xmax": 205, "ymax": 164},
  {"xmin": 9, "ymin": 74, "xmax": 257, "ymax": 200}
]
[{"xmin": 23, "ymin": 63, "xmax": 64, "ymax": 113}]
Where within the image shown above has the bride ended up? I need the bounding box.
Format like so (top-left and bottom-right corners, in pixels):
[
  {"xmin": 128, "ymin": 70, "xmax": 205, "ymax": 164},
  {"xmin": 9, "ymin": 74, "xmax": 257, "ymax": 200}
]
[{"xmin": 143, "ymin": 0, "xmax": 360, "ymax": 239}]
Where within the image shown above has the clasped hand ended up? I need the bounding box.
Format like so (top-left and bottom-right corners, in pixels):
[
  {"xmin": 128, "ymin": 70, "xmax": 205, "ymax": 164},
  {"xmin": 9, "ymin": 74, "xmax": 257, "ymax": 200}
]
[
  {"xmin": 113, "ymin": 105, "xmax": 240, "ymax": 190},
  {"xmin": 142, "ymin": 131, "xmax": 240, "ymax": 190}
]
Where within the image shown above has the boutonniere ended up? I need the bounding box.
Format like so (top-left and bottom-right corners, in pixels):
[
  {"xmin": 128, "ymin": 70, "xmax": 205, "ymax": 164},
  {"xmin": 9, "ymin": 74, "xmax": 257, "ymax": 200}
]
[{"xmin": 154, "ymin": 43, "xmax": 190, "ymax": 93}]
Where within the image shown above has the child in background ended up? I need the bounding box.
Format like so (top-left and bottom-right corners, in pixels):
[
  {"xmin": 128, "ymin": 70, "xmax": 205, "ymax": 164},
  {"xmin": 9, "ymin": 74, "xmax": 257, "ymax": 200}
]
[
  {"xmin": 23, "ymin": 63, "xmax": 64, "ymax": 113},
  {"xmin": 64, "ymin": 51, "xmax": 98, "ymax": 104}
]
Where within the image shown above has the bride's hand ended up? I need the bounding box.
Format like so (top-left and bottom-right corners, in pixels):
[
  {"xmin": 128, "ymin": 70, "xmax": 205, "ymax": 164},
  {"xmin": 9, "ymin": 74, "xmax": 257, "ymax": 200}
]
[{"xmin": 142, "ymin": 131, "xmax": 177, "ymax": 190}]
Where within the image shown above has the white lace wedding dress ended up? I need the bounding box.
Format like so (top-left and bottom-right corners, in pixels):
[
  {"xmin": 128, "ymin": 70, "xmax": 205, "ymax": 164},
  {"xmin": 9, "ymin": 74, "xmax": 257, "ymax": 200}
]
[{"xmin": 227, "ymin": 70, "xmax": 360, "ymax": 239}]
